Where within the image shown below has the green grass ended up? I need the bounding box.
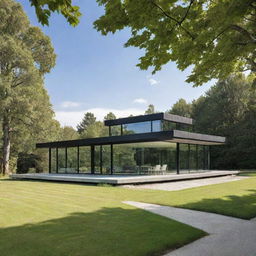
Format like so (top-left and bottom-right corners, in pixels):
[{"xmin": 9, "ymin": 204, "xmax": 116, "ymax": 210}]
[
  {"xmin": 2, "ymin": 176, "xmax": 256, "ymax": 256},
  {"xmin": 238, "ymin": 171, "xmax": 256, "ymax": 177},
  {"xmin": 0, "ymin": 179, "xmax": 205, "ymax": 256},
  {"xmin": 116, "ymin": 176, "xmax": 256, "ymax": 220}
]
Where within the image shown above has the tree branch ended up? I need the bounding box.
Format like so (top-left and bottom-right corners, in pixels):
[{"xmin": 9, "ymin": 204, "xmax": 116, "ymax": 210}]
[
  {"xmin": 151, "ymin": 1, "xmax": 195, "ymax": 40},
  {"xmin": 230, "ymin": 24, "xmax": 256, "ymax": 43},
  {"xmin": 180, "ymin": 0, "xmax": 194, "ymax": 24}
]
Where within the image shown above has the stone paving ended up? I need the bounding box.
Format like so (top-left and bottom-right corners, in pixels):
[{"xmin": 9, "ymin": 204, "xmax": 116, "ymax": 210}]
[{"xmin": 124, "ymin": 201, "xmax": 256, "ymax": 256}]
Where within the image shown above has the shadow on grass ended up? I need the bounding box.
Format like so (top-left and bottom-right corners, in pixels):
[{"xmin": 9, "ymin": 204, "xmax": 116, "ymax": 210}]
[
  {"xmin": 0, "ymin": 206, "xmax": 205, "ymax": 256},
  {"xmin": 179, "ymin": 189, "xmax": 256, "ymax": 220}
]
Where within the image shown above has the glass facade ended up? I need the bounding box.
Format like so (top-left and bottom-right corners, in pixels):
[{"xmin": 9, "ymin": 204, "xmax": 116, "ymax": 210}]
[
  {"xmin": 112, "ymin": 142, "xmax": 177, "ymax": 174},
  {"xmin": 109, "ymin": 119, "xmax": 192, "ymax": 136},
  {"xmin": 48, "ymin": 143, "xmax": 210, "ymax": 174},
  {"xmin": 152, "ymin": 120, "xmax": 162, "ymax": 132},
  {"xmin": 110, "ymin": 125, "xmax": 121, "ymax": 136},
  {"xmin": 79, "ymin": 146, "xmax": 91, "ymax": 173},
  {"xmin": 123, "ymin": 121, "xmax": 151, "ymax": 135},
  {"xmin": 67, "ymin": 147, "xmax": 78, "ymax": 173},
  {"xmin": 179, "ymin": 144, "xmax": 209, "ymax": 173}
]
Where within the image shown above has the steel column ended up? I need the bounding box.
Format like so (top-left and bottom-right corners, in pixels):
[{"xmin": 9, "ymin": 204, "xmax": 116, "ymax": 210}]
[
  {"xmin": 91, "ymin": 145, "xmax": 95, "ymax": 174},
  {"xmin": 100, "ymin": 145, "xmax": 103, "ymax": 174},
  {"xmin": 208, "ymin": 146, "xmax": 211, "ymax": 170},
  {"xmin": 188, "ymin": 144, "xmax": 190, "ymax": 172},
  {"xmin": 77, "ymin": 146, "xmax": 80, "ymax": 173},
  {"xmin": 176, "ymin": 143, "xmax": 180, "ymax": 174},
  {"xmin": 49, "ymin": 148, "xmax": 51, "ymax": 173},
  {"xmin": 110, "ymin": 144, "xmax": 113, "ymax": 175},
  {"xmin": 65, "ymin": 147, "xmax": 68, "ymax": 169},
  {"xmin": 56, "ymin": 147, "xmax": 58, "ymax": 173},
  {"xmin": 196, "ymin": 145, "xmax": 199, "ymax": 170}
]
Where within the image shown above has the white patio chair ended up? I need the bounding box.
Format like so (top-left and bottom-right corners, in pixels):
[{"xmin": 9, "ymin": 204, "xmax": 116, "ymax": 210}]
[
  {"xmin": 152, "ymin": 165, "xmax": 161, "ymax": 175},
  {"xmin": 161, "ymin": 164, "xmax": 168, "ymax": 174}
]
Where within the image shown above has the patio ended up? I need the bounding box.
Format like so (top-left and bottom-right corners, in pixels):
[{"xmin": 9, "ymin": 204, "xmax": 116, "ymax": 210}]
[{"xmin": 11, "ymin": 170, "xmax": 239, "ymax": 185}]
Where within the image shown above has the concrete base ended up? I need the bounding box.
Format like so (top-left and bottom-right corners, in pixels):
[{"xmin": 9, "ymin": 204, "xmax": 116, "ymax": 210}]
[{"xmin": 10, "ymin": 170, "xmax": 239, "ymax": 185}]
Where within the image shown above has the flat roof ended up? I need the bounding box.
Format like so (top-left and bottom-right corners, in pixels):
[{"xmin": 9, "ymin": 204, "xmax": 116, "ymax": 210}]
[
  {"xmin": 36, "ymin": 130, "xmax": 225, "ymax": 148},
  {"xmin": 104, "ymin": 112, "xmax": 193, "ymax": 126}
]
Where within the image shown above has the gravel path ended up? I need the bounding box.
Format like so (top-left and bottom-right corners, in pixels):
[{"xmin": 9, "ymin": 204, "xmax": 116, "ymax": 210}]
[{"xmin": 124, "ymin": 201, "xmax": 256, "ymax": 256}]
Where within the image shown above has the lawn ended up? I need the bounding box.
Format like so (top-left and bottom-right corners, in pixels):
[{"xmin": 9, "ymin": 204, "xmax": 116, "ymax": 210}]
[
  {"xmin": 238, "ymin": 171, "xmax": 256, "ymax": 177},
  {"xmin": 117, "ymin": 176, "xmax": 256, "ymax": 220},
  {"xmin": 0, "ymin": 179, "xmax": 205, "ymax": 256},
  {"xmin": 1, "ymin": 176, "xmax": 256, "ymax": 256}
]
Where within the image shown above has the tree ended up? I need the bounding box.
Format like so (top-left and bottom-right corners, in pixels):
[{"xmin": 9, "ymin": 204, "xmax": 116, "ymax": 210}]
[
  {"xmin": 80, "ymin": 121, "xmax": 107, "ymax": 138},
  {"xmin": 0, "ymin": 0, "xmax": 56, "ymax": 175},
  {"xmin": 94, "ymin": 0, "xmax": 256, "ymax": 86},
  {"xmin": 77, "ymin": 112, "xmax": 96, "ymax": 134},
  {"xmin": 61, "ymin": 126, "xmax": 79, "ymax": 140},
  {"xmin": 169, "ymin": 99, "xmax": 192, "ymax": 117},
  {"xmin": 145, "ymin": 104, "xmax": 155, "ymax": 114},
  {"xmin": 104, "ymin": 112, "xmax": 116, "ymax": 120},
  {"xmin": 28, "ymin": 0, "xmax": 81, "ymax": 26},
  {"xmin": 192, "ymin": 74, "xmax": 255, "ymax": 169}
]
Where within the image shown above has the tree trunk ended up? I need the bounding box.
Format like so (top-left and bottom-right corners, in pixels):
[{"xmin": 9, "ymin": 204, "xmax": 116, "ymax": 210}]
[{"xmin": 2, "ymin": 117, "xmax": 11, "ymax": 175}]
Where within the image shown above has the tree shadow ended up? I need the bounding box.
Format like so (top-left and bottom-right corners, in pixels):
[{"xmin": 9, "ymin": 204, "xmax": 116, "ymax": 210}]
[
  {"xmin": 179, "ymin": 189, "xmax": 256, "ymax": 220},
  {"xmin": 0, "ymin": 206, "xmax": 205, "ymax": 256}
]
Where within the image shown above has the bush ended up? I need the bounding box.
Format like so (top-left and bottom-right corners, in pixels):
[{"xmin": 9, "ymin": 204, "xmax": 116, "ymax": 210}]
[{"xmin": 16, "ymin": 153, "xmax": 43, "ymax": 174}]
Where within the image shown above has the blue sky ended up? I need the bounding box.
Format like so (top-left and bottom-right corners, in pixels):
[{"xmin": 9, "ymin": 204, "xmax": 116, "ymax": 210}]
[{"xmin": 18, "ymin": 0, "xmax": 213, "ymax": 127}]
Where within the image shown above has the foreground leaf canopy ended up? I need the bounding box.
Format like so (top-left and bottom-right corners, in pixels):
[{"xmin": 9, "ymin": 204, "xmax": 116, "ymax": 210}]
[{"xmin": 29, "ymin": 0, "xmax": 256, "ymax": 85}]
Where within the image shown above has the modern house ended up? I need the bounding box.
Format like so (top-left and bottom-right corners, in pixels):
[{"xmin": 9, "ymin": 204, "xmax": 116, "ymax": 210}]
[{"xmin": 36, "ymin": 113, "xmax": 225, "ymax": 175}]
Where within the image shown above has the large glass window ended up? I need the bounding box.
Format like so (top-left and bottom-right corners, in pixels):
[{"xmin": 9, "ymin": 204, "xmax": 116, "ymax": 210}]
[
  {"xmin": 189, "ymin": 145, "xmax": 197, "ymax": 170},
  {"xmin": 162, "ymin": 120, "xmax": 176, "ymax": 131},
  {"xmin": 79, "ymin": 146, "xmax": 91, "ymax": 173},
  {"xmin": 152, "ymin": 120, "xmax": 161, "ymax": 132},
  {"xmin": 180, "ymin": 144, "xmax": 189, "ymax": 170},
  {"xmin": 123, "ymin": 121, "xmax": 151, "ymax": 135},
  {"xmin": 102, "ymin": 145, "xmax": 111, "ymax": 174},
  {"xmin": 50, "ymin": 148, "xmax": 57, "ymax": 173},
  {"xmin": 110, "ymin": 125, "xmax": 121, "ymax": 136},
  {"xmin": 113, "ymin": 142, "xmax": 176, "ymax": 174},
  {"xmin": 67, "ymin": 147, "xmax": 78, "ymax": 173},
  {"xmin": 58, "ymin": 148, "xmax": 66, "ymax": 173}
]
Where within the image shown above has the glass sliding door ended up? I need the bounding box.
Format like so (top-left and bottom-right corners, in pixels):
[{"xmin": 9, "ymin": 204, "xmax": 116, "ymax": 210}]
[
  {"xmin": 67, "ymin": 147, "xmax": 78, "ymax": 173},
  {"xmin": 58, "ymin": 148, "xmax": 66, "ymax": 173},
  {"xmin": 50, "ymin": 148, "xmax": 57, "ymax": 173},
  {"xmin": 79, "ymin": 146, "xmax": 91, "ymax": 174},
  {"xmin": 113, "ymin": 141, "xmax": 176, "ymax": 175}
]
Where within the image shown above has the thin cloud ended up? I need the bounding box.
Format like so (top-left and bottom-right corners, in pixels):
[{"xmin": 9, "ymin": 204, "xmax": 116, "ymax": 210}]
[
  {"xmin": 60, "ymin": 101, "xmax": 81, "ymax": 108},
  {"xmin": 55, "ymin": 108, "xmax": 145, "ymax": 128},
  {"xmin": 133, "ymin": 98, "xmax": 148, "ymax": 104},
  {"xmin": 148, "ymin": 78, "xmax": 159, "ymax": 86}
]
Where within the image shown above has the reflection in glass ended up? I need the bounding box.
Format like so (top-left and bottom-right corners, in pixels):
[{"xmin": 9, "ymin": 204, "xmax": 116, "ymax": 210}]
[
  {"xmin": 79, "ymin": 146, "xmax": 91, "ymax": 173},
  {"xmin": 152, "ymin": 120, "xmax": 161, "ymax": 132},
  {"xmin": 113, "ymin": 142, "xmax": 176, "ymax": 174},
  {"xmin": 180, "ymin": 144, "xmax": 189, "ymax": 170},
  {"xmin": 110, "ymin": 125, "xmax": 121, "ymax": 136},
  {"xmin": 162, "ymin": 120, "xmax": 176, "ymax": 131},
  {"xmin": 67, "ymin": 147, "xmax": 78, "ymax": 173},
  {"xmin": 58, "ymin": 148, "xmax": 66, "ymax": 173},
  {"xmin": 50, "ymin": 148, "xmax": 56, "ymax": 173},
  {"xmin": 123, "ymin": 121, "xmax": 151, "ymax": 135}
]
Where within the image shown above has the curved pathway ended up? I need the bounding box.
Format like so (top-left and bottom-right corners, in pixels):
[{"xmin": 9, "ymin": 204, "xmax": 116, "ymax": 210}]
[{"xmin": 123, "ymin": 201, "xmax": 256, "ymax": 256}]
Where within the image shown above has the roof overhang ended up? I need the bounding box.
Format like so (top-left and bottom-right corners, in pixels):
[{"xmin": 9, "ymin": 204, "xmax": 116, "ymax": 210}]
[
  {"xmin": 36, "ymin": 130, "xmax": 225, "ymax": 148},
  {"xmin": 104, "ymin": 112, "xmax": 193, "ymax": 126}
]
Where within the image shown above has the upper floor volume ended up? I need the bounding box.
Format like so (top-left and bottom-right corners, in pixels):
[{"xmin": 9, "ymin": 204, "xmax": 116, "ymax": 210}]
[{"xmin": 105, "ymin": 112, "xmax": 193, "ymax": 136}]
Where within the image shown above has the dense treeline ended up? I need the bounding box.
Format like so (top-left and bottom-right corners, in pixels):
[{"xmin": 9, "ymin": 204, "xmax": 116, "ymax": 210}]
[{"xmin": 169, "ymin": 75, "xmax": 256, "ymax": 169}]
